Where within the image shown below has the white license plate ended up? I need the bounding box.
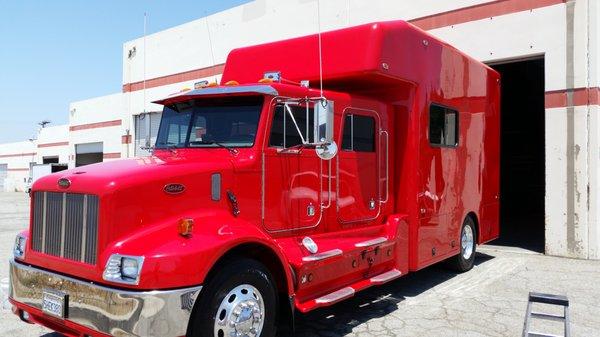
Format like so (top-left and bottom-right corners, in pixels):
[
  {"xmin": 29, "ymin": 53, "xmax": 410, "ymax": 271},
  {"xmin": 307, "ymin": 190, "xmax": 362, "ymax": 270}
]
[{"xmin": 42, "ymin": 290, "xmax": 66, "ymax": 318}]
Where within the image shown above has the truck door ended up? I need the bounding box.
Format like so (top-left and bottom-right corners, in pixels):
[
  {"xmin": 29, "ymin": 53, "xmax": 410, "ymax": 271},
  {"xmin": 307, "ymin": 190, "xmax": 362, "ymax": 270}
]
[
  {"xmin": 418, "ymin": 103, "xmax": 459, "ymax": 264},
  {"xmin": 337, "ymin": 108, "xmax": 380, "ymax": 224},
  {"xmin": 263, "ymin": 101, "xmax": 323, "ymax": 232}
]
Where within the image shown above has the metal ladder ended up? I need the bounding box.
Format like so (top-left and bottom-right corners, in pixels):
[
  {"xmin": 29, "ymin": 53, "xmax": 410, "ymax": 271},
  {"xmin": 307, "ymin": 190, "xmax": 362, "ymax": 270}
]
[{"xmin": 522, "ymin": 292, "xmax": 570, "ymax": 337}]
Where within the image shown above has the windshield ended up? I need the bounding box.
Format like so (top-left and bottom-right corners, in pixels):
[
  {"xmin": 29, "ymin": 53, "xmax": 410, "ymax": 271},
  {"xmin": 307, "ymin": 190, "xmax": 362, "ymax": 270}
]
[{"xmin": 155, "ymin": 96, "xmax": 263, "ymax": 149}]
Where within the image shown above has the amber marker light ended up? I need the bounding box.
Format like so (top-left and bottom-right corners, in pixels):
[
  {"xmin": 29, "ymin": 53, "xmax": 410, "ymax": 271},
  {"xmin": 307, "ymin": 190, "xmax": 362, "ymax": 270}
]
[
  {"xmin": 258, "ymin": 78, "xmax": 273, "ymax": 83},
  {"xmin": 224, "ymin": 80, "xmax": 239, "ymax": 86},
  {"xmin": 178, "ymin": 218, "xmax": 194, "ymax": 237}
]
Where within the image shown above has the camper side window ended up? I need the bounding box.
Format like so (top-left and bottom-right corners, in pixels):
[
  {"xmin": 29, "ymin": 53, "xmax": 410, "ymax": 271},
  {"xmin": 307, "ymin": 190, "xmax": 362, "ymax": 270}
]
[
  {"xmin": 341, "ymin": 114, "xmax": 375, "ymax": 152},
  {"xmin": 429, "ymin": 104, "xmax": 458, "ymax": 147}
]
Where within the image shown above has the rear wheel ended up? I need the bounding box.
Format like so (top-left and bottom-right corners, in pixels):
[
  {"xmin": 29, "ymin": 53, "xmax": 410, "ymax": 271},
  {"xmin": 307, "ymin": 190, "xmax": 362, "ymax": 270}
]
[
  {"xmin": 188, "ymin": 258, "xmax": 277, "ymax": 337},
  {"xmin": 448, "ymin": 217, "xmax": 477, "ymax": 272}
]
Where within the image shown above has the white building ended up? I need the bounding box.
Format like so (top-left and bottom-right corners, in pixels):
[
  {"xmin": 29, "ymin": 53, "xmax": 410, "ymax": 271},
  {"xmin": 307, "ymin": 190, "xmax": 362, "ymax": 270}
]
[{"xmin": 0, "ymin": 0, "xmax": 598, "ymax": 259}]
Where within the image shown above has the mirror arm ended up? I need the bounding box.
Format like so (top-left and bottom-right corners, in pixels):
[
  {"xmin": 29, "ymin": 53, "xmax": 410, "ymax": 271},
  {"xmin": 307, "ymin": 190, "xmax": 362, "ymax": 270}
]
[{"xmin": 284, "ymin": 103, "xmax": 307, "ymax": 145}]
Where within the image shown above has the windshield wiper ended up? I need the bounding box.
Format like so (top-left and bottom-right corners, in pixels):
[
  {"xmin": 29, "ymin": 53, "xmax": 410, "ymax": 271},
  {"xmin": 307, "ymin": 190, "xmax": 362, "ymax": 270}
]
[
  {"xmin": 155, "ymin": 141, "xmax": 180, "ymax": 153},
  {"xmin": 190, "ymin": 140, "xmax": 239, "ymax": 155}
]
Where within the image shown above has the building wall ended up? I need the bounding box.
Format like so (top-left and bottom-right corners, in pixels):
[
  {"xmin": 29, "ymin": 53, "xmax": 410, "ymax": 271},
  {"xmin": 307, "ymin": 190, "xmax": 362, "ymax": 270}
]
[
  {"xmin": 0, "ymin": 141, "xmax": 36, "ymax": 191},
  {"xmin": 36, "ymin": 125, "xmax": 69, "ymax": 165},
  {"xmin": 69, "ymin": 93, "xmax": 125, "ymax": 163}
]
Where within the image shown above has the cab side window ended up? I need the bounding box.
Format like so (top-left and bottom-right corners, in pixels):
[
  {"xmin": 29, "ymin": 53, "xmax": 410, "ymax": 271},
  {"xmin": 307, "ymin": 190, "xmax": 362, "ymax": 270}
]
[
  {"xmin": 341, "ymin": 114, "xmax": 375, "ymax": 152},
  {"xmin": 269, "ymin": 104, "xmax": 314, "ymax": 148},
  {"xmin": 429, "ymin": 104, "xmax": 458, "ymax": 147}
]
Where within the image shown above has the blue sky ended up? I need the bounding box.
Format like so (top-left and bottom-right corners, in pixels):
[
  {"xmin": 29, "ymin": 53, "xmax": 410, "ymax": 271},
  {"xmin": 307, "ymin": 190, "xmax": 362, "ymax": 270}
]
[{"xmin": 0, "ymin": 0, "xmax": 250, "ymax": 143}]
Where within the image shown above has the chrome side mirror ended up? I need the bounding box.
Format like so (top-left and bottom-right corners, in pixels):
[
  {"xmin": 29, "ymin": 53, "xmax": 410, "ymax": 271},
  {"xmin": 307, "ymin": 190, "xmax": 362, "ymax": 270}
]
[
  {"xmin": 314, "ymin": 99, "xmax": 334, "ymax": 144},
  {"xmin": 316, "ymin": 141, "xmax": 338, "ymax": 160}
]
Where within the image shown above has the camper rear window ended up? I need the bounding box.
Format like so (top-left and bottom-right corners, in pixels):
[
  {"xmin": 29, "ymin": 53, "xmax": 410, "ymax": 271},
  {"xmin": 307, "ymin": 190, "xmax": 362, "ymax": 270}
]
[{"xmin": 429, "ymin": 104, "xmax": 458, "ymax": 147}]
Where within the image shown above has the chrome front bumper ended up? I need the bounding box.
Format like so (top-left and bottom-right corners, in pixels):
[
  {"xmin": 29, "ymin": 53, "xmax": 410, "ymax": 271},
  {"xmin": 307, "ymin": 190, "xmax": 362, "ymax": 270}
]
[{"xmin": 9, "ymin": 259, "xmax": 202, "ymax": 337}]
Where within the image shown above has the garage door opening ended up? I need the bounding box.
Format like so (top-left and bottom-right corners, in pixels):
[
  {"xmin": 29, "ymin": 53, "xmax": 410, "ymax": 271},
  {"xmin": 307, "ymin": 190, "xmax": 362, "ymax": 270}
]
[
  {"xmin": 75, "ymin": 142, "xmax": 104, "ymax": 167},
  {"xmin": 490, "ymin": 58, "xmax": 545, "ymax": 253}
]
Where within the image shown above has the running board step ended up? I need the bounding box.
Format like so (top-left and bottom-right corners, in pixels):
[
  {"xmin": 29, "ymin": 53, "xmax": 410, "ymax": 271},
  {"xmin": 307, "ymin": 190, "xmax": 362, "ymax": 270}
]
[
  {"xmin": 315, "ymin": 287, "xmax": 355, "ymax": 305},
  {"xmin": 355, "ymin": 237, "xmax": 387, "ymax": 248},
  {"xmin": 302, "ymin": 249, "xmax": 343, "ymax": 262},
  {"xmin": 370, "ymin": 269, "xmax": 402, "ymax": 285}
]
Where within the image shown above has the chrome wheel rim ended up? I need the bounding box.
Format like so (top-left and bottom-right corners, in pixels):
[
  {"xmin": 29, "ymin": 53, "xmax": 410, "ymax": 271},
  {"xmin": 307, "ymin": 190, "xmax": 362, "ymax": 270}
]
[
  {"xmin": 461, "ymin": 225, "xmax": 474, "ymax": 260},
  {"xmin": 214, "ymin": 284, "xmax": 264, "ymax": 337}
]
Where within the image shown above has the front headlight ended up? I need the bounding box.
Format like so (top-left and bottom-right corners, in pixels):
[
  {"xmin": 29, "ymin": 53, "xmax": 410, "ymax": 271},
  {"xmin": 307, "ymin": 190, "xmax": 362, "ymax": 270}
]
[
  {"xmin": 13, "ymin": 234, "xmax": 27, "ymax": 260},
  {"xmin": 102, "ymin": 254, "xmax": 144, "ymax": 285}
]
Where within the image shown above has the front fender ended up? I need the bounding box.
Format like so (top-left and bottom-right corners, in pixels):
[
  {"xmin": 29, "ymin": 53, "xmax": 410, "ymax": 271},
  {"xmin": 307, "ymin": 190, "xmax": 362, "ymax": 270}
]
[{"xmin": 102, "ymin": 212, "xmax": 294, "ymax": 293}]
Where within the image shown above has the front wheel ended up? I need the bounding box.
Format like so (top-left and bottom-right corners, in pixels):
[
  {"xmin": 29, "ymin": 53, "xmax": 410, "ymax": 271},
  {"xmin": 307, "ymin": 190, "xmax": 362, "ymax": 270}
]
[
  {"xmin": 188, "ymin": 258, "xmax": 277, "ymax": 337},
  {"xmin": 448, "ymin": 217, "xmax": 477, "ymax": 272}
]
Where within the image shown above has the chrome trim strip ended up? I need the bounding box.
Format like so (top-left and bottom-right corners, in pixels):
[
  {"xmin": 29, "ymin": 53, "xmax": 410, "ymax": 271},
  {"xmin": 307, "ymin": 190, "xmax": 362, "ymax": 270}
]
[
  {"xmin": 370, "ymin": 269, "xmax": 402, "ymax": 285},
  {"xmin": 354, "ymin": 237, "xmax": 387, "ymax": 248},
  {"xmin": 59, "ymin": 193, "xmax": 66, "ymax": 257},
  {"xmin": 41, "ymin": 192, "xmax": 47, "ymax": 252},
  {"xmin": 211, "ymin": 173, "xmax": 221, "ymax": 201},
  {"xmin": 9, "ymin": 259, "xmax": 202, "ymax": 337},
  {"xmin": 153, "ymin": 85, "xmax": 279, "ymax": 104},
  {"xmin": 315, "ymin": 287, "xmax": 354, "ymax": 304},
  {"xmin": 302, "ymin": 248, "xmax": 343, "ymax": 262},
  {"xmin": 80, "ymin": 194, "xmax": 87, "ymax": 262}
]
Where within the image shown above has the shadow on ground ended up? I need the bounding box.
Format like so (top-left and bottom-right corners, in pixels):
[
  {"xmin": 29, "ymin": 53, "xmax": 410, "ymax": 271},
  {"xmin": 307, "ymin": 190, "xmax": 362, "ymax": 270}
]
[
  {"xmin": 280, "ymin": 252, "xmax": 495, "ymax": 337},
  {"xmin": 36, "ymin": 253, "xmax": 495, "ymax": 337}
]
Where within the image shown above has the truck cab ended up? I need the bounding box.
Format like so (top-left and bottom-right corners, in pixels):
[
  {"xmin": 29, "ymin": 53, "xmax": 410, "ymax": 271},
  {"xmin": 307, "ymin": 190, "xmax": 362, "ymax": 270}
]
[{"xmin": 9, "ymin": 20, "xmax": 499, "ymax": 337}]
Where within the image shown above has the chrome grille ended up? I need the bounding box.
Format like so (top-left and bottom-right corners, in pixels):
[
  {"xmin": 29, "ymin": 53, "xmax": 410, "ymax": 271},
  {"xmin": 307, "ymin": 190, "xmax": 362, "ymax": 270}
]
[{"xmin": 31, "ymin": 192, "xmax": 99, "ymax": 264}]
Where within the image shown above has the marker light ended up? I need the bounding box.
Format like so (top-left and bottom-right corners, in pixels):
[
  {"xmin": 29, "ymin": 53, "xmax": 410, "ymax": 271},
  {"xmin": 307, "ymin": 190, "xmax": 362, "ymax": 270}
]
[
  {"xmin": 103, "ymin": 254, "xmax": 145, "ymax": 285},
  {"xmin": 207, "ymin": 82, "xmax": 218, "ymax": 87},
  {"xmin": 224, "ymin": 80, "xmax": 239, "ymax": 86},
  {"xmin": 178, "ymin": 218, "xmax": 194, "ymax": 237},
  {"xmin": 13, "ymin": 234, "xmax": 27, "ymax": 260},
  {"xmin": 258, "ymin": 78, "xmax": 273, "ymax": 83}
]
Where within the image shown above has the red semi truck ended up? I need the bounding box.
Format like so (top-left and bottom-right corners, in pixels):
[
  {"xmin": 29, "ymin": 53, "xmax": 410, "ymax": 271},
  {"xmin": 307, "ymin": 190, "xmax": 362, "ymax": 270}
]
[{"xmin": 9, "ymin": 20, "xmax": 500, "ymax": 337}]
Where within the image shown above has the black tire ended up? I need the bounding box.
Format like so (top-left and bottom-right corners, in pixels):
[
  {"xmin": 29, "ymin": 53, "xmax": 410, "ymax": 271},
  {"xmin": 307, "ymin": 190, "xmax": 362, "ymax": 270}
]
[
  {"xmin": 448, "ymin": 217, "xmax": 477, "ymax": 272},
  {"xmin": 187, "ymin": 258, "xmax": 277, "ymax": 337}
]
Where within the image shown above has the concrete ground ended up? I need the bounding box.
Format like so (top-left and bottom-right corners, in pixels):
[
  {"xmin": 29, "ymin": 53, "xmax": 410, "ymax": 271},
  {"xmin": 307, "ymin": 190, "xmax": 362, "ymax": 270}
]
[{"xmin": 1, "ymin": 191, "xmax": 599, "ymax": 337}]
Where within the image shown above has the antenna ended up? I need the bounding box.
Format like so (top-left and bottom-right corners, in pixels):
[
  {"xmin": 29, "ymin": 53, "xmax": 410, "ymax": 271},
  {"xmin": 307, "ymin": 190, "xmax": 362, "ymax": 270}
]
[
  {"xmin": 38, "ymin": 120, "xmax": 51, "ymax": 128},
  {"xmin": 317, "ymin": 0, "xmax": 324, "ymax": 97},
  {"xmin": 143, "ymin": 12, "xmax": 147, "ymax": 113},
  {"xmin": 205, "ymin": 12, "xmax": 218, "ymax": 83}
]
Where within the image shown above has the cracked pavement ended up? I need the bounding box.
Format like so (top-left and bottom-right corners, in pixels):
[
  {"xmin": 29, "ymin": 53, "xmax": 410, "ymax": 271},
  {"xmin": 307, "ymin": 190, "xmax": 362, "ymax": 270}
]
[{"xmin": 1, "ymin": 192, "xmax": 599, "ymax": 336}]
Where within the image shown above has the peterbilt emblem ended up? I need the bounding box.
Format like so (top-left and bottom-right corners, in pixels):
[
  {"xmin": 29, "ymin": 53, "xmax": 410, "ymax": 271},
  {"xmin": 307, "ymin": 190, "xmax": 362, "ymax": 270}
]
[
  {"xmin": 164, "ymin": 183, "xmax": 185, "ymax": 194},
  {"xmin": 57, "ymin": 178, "xmax": 71, "ymax": 188}
]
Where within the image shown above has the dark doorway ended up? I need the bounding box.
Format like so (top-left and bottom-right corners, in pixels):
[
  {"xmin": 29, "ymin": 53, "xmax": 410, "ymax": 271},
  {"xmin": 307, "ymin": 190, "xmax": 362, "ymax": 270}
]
[
  {"xmin": 42, "ymin": 156, "xmax": 59, "ymax": 164},
  {"xmin": 490, "ymin": 58, "xmax": 545, "ymax": 252}
]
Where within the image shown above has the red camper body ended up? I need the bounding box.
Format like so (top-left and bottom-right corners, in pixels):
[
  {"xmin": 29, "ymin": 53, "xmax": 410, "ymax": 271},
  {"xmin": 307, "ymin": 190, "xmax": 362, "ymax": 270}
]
[{"xmin": 9, "ymin": 21, "xmax": 499, "ymax": 337}]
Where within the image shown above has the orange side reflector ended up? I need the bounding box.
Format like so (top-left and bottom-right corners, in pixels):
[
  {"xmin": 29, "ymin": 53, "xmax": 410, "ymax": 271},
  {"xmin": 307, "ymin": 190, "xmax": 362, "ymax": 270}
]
[{"xmin": 178, "ymin": 218, "xmax": 194, "ymax": 237}]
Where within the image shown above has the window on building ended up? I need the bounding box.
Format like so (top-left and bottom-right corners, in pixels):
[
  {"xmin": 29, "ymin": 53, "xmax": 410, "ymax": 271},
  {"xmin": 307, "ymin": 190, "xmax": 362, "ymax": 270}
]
[
  {"xmin": 269, "ymin": 104, "xmax": 315, "ymax": 148},
  {"xmin": 429, "ymin": 104, "xmax": 459, "ymax": 147},
  {"xmin": 341, "ymin": 114, "xmax": 376, "ymax": 152}
]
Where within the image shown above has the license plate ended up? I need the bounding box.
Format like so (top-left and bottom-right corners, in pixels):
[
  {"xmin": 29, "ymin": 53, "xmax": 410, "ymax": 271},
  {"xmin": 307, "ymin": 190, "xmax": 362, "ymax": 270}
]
[{"xmin": 42, "ymin": 290, "xmax": 67, "ymax": 318}]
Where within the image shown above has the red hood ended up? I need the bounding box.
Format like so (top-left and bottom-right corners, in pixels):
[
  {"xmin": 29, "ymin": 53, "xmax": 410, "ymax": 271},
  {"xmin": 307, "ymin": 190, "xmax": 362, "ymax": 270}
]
[{"xmin": 33, "ymin": 149, "xmax": 235, "ymax": 195}]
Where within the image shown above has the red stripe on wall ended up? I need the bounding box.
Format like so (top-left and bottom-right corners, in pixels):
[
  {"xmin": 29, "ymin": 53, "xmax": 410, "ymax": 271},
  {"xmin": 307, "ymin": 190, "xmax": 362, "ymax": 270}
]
[
  {"xmin": 122, "ymin": 64, "xmax": 225, "ymax": 93},
  {"xmin": 103, "ymin": 152, "xmax": 121, "ymax": 159},
  {"xmin": 0, "ymin": 152, "xmax": 36, "ymax": 158},
  {"xmin": 545, "ymin": 87, "xmax": 600, "ymax": 108},
  {"xmin": 7, "ymin": 168, "xmax": 29, "ymax": 172},
  {"xmin": 37, "ymin": 141, "xmax": 69, "ymax": 148},
  {"xmin": 408, "ymin": 0, "xmax": 566, "ymax": 30},
  {"xmin": 70, "ymin": 120, "xmax": 122, "ymax": 131}
]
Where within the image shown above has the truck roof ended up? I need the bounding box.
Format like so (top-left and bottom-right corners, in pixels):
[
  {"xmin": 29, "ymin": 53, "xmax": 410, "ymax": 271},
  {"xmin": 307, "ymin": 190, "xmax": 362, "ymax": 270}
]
[{"xmin": 221, "ymin": 20, "xmax": 497, "ymax": 93}]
